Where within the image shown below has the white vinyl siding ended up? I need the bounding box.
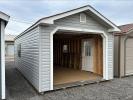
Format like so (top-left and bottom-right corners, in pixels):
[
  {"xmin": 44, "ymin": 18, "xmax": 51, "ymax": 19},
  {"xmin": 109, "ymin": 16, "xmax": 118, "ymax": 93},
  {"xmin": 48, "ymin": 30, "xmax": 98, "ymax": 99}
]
[
  {"xmin": 54, "ymin": 13, "xmax": 107, "ymax": 31},
  {"xmin": 15, "ymin": 12, "xmax": 114, "ymax": 93},
  {"xmin": 14, "ymin": 26, "xmax": 40, "ymax": 91},
  {"xmin": 39, "ymin": 26, "xmax": 56, "ymax": 92},
  {"xmin": 40, "ymin": 13, "xmax": 114, "ymax": 92},
  {"xmin": 80, "ymin": 13, "xmax": 86, "ymax": 23},
  {"xmin": 107, "ymin": 34, "xmax": 114, "ymax": 79}
]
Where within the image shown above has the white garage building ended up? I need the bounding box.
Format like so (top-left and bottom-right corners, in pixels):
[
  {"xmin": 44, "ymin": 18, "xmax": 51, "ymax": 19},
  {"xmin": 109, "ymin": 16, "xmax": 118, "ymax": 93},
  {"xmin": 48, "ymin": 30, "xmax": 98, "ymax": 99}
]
[{"xmin": 15, "ymin": 5, "xmax": 120, "ymax": 93}]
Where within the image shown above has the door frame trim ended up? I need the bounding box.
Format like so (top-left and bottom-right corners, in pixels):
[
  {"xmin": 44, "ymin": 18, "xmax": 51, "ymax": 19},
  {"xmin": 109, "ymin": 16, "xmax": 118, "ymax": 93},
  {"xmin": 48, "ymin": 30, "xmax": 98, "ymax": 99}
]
[{"xmin": 50, "ymin": 26, "xmax": 109, "ymax": 90}]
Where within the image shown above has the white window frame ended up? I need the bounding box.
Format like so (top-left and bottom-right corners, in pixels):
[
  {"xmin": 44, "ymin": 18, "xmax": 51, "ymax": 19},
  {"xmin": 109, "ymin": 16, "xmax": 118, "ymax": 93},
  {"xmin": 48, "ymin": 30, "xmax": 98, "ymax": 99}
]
[{"xmin": 63, "ymin": 44, "xmax": 68, "ymax": 53}]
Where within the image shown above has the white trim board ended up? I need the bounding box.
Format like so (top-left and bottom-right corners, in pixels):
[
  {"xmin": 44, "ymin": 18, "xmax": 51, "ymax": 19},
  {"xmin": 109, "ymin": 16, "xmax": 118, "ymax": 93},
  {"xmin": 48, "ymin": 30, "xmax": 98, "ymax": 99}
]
[
  {"xmin": 1, "ymin": 21, "xmax": 5, "ymax": 99},
  {"xmin": 50, "ymin": 26, "xmax": 109, "ymax": 90}
]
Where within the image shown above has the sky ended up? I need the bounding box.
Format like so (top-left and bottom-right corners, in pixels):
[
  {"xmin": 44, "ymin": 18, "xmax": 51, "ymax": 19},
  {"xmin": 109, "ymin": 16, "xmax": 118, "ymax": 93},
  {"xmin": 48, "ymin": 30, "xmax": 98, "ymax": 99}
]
[{"xmin": 0, "ymin": 0, "xmax": 133, "ymax": 35}]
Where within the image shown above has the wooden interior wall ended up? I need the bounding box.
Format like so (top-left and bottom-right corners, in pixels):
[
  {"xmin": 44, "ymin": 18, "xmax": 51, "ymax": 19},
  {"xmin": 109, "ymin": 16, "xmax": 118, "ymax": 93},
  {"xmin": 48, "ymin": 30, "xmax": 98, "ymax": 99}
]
[
  {"xmin": 93, "ymin": 35, "xmax": 103, "ymax": 75},
  {"xmin": 54, "ymin": 37, "xmax": 81, "ymax": 69},
  {"xmin": 53, "ymin": 34, "xmax": 103, "ymax": 75}
]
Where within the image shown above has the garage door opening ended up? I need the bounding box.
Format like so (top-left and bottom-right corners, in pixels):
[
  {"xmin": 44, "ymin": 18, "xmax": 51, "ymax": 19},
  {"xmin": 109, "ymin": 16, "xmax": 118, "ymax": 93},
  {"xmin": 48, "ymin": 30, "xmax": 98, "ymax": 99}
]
[{"xmin": 53, "ymin": 32, "xmax": 103, "ymax": 88}]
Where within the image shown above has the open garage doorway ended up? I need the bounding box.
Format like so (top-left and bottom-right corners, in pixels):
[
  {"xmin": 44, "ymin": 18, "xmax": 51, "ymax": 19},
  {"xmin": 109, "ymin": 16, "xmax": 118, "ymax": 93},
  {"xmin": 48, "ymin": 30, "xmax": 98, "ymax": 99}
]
[{"xmin": 53, "ymin": 32, "xmax": 103, "ymax": 88}]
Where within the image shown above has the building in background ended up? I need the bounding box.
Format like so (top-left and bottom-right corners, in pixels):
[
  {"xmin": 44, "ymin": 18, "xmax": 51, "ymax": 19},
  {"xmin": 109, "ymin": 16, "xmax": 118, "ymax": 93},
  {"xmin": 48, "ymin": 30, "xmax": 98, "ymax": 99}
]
[
  {"xmin": 5, "ymin": 34, "xmax": 16, "ymax": 61},
  {"xmin": 0, "ymin": 11, "xmax": 10, "ymax": 99},
  {"xmin": 114, "ymin": 23, "xmax": 133, "ymax": 77}
]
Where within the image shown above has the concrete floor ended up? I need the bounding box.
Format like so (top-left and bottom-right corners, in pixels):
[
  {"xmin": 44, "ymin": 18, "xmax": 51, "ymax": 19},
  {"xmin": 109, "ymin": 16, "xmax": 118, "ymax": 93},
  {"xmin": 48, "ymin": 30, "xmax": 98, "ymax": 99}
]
[{"xmin": 6, "ymin": 61, "xmax": 133, "ymax": 100}]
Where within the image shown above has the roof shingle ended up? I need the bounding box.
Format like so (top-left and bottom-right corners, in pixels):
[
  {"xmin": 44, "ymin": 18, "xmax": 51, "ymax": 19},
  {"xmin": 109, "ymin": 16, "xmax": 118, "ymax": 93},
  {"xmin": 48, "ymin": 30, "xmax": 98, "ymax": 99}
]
[{"xmin": 118, "ymin": 23, "xmax": 133, "ymax": 34}]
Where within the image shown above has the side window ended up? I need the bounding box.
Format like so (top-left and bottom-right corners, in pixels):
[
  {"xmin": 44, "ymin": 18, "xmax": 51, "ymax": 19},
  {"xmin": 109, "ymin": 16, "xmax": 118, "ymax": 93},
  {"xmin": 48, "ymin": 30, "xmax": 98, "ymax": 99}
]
[
  {"xmin": 84, "ymin": 41, "xmax": 91, "ymax": 56},
  {"xmin": 85, "ymin": 45, "xmax": 91, "ymax": 56},
  {"xmin": 17, "ymin": 44, "xmax": 21, "ymax": 57},
  {"xmin": 63, "ymin": 44, "xmax": 68, "ymax": 53}
]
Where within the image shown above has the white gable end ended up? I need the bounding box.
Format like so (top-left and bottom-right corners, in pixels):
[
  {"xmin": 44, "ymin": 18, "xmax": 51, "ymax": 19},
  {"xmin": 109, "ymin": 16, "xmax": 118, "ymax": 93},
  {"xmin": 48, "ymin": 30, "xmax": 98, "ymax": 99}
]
[
  {"xmin": 39, "ymin": 5, "xmax": 120, "ymax": 32},
  {"xmin": 54, "ymin": 13, "xmax": 108, "ymax": 32}
]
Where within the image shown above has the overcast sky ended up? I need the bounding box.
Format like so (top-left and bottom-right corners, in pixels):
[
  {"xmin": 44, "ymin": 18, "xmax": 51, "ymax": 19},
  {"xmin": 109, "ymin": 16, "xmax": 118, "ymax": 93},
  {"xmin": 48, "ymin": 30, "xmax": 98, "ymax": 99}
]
[{"xmin": 0, "ymin": 0, "xmax": 133, "ymax": 35}]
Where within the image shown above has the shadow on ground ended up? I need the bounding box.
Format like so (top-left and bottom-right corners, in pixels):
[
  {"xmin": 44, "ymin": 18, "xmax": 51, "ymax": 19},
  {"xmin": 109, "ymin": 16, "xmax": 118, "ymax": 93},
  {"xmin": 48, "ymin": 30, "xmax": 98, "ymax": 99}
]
[{"xmin": 5, "ymin": 61, "xmax": 133, "ymax": 100}]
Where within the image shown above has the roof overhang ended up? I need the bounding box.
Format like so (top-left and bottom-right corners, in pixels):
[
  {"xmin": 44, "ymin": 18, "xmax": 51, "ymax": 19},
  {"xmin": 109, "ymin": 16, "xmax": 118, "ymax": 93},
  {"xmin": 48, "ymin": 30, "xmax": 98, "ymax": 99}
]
[
  {"xmin": 114, "ymin": 28, "xmax": 133, "ymax": 36},
  {"xmin": 0, "ymin": 11, "xmax": 10, "ymax": 26},
  {"xmin": 124, "ymin": 28, "xmax": 133, "ymax": 36},
  {"xmin": 38, "ymin": 5, "xmax": 121, "ymax": 32},
  {"xmin": 15, "ymin": 5, "xmax": 121, "ymax": 39}
]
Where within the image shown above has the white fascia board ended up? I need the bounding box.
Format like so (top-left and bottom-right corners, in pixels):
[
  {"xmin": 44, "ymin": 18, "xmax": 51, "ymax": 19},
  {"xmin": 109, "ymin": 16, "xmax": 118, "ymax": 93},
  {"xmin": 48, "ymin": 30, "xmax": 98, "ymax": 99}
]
[
  {"xmin": 40, "ymin": 19, "xmax": 54, "ymax": 24},
  {"xmin": 40, "ymin": 5, "xmax": 120, "ymax": 32},
  {"xmin": 108, "ymin": 28, "xmax": 121, "ymax": 33},
  {"xmin": 87, "ymin": 6, "xmax": 121, "ymax": 32},
  {"xmin": 0, "ymin": 12, "xmax": 10, "ymax": 22}
]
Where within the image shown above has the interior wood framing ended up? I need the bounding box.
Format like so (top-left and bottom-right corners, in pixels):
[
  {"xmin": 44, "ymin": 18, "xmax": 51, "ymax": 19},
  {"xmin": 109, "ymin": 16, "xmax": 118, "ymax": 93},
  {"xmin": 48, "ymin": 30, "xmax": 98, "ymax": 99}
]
[{"xmin": 53, "ymin": 33, "xmax": 103, "ymax": 75}]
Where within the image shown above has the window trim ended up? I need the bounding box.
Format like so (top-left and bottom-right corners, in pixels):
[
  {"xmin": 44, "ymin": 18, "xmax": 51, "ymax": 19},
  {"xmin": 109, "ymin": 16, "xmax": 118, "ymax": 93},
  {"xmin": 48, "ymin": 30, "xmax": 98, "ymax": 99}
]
[
  {"xmin": 80, "ymin": 13, "xmax": 86, "ymax": 23},
  {"xmin": 17, "ymin": 44, "xmax": 21, "ymax": 57},
  {"xmin": 63, "ymin": 44, "xmax": 68, "ymax": 53}
]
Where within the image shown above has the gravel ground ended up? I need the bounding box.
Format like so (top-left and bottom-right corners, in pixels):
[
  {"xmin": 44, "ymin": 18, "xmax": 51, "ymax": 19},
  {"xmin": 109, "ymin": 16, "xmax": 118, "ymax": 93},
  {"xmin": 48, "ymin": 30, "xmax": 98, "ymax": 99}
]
[{"xmin": 5, "ymin": 61, "xmax": 133, "ymax": 100}]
